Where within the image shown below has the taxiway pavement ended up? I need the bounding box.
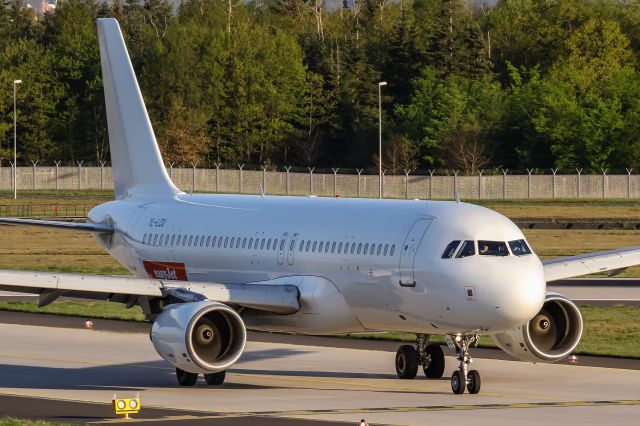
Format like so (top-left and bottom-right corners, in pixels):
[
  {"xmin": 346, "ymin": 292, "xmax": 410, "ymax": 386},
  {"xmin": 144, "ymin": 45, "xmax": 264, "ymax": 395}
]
[{"xmin": 0, "ymin": 320, "xmax": 639, "ymax": 425}]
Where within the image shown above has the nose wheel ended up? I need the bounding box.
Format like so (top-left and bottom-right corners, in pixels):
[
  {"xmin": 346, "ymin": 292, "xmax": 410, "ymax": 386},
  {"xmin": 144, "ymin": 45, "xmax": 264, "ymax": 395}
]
[
  {"xmin": 395, "ymin": 334, "xmax": 445, "ymax": 380},
  {"xmin": 449, "ymin": 333, "xmax": 481, "ymax": 394}
]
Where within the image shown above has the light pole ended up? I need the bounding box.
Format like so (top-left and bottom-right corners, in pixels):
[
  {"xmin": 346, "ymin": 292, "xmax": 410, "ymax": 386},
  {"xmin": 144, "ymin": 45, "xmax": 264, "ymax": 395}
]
[
  {"xmin": 13, "ymin": 79, "xmax": 22, "ymax": 199},
  {"xmin": 378, "ymin": 81, "xmax": 387, "ymax": 199}
]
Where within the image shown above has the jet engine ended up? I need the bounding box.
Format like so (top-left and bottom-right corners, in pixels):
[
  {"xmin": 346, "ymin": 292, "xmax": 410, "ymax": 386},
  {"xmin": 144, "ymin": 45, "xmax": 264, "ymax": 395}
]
[
  {"xmin": 491, "ymin": 293, "xmax": 583, "ymax": 362},
  {"xmin": 151, "ymin": 301, "xmax": 246, "ymax": 373}
]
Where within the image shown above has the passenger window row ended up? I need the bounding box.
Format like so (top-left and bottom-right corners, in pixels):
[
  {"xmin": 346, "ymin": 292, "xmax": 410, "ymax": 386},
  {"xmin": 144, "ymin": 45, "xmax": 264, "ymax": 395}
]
[
  {"xmin": 142, "ymin": 233, "xmax": 284, "ymax": 252},
  {"xmin": 141, "ymin": 233, "xmax": 397, "ymax": 257},
  {"xmin": 297, "ymin": 239, "xmax": 396, "ymax": 257}
]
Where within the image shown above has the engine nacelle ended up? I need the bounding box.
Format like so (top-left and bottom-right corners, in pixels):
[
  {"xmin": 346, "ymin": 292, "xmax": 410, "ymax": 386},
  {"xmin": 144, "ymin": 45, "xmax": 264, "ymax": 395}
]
[
  {"xmin": 151, "ymin": 301, "xmax": 246, "ymax": 374},
  {"xmin": 491, "ymin": 292, "xmax": 583, "ymax": 362}
]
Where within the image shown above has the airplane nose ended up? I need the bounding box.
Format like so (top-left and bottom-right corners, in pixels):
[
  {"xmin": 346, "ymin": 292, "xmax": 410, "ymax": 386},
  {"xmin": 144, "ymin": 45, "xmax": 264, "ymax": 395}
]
[{"xmin": 490, "ymin": 267, "xmax": 546, "ymax": 326}]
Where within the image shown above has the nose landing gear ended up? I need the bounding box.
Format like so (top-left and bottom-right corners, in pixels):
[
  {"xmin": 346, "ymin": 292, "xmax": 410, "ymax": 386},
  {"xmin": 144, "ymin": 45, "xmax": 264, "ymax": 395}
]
[
  {"xmin": 395, "ymin": 334, "xmax": 445, "ymax": 380},
  {"xmin": 450, "ymin": 333, "xmax": 481, "ymax": 394}
]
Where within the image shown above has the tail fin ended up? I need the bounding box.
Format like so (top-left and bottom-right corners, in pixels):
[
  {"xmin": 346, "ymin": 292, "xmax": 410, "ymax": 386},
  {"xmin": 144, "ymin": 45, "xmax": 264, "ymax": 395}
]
[{"xmin": 97, "ymin": 18, "xmax": 180, "ymax": 199}]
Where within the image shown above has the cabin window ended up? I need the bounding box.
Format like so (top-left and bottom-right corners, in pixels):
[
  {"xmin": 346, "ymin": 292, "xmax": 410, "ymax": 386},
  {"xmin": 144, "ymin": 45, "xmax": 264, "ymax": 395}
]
[
  {"xmin": 331, "ymin": 242, "xmax": 336, "ymax": 253},
  {"xmin": 194, "ymin": 236, "xmax": 200, "ymax": 246},
  {"xmin": 509, "ymin": 239, "xmax": 532, "ymax": 256},
  {"xmin": 206, "ymin": 236, "xmax": 211, "ymax": 247},
  {"xmin": 369, "ymin": 244, "xmax": 375, "ymax": 255},
  {"xmin": 289, "ymin": 240, "xmax": 296, "ymax": 251},
  {"xmin": 383, "ymin": 244, "xmax": 389, "ymax": 256},
  {"xmin": 187, "ymin": 235, "xmax": 192, "ymax": 246},
  {"xmin": 344, "ymin": 242, "xmax": 350, "ymax": 254},
  {"xmin": 224, "ymin": 237, "xmax": 229, "ymax": 248},
  {"xmin": 456, "ymin": 240, "xmax": 475, "ymax": 258},
  {"xmin": 213, "ymin": 236, "xmax": 218, "ymax": 247},
  {"xmin": 151, "ymin": 234, "xmax": 157, "ymax": 245},
  {"xmin": 254, "ymin": 238, "xmax": 259, "ymax": 249},
  {"xmin": 266, "ymin": 239, "xmax": 271, "ymax": 250},
  {"xmin": 161, "ymin": 234, "xmax": 167, "ymax": 246},
  {"xmin": 338, "ymin": 242, "xmax": 343, "ymax": 253},
  {"xmin": 142, "ymin": 233, "xmax": 147, "ymax": 244},
  {"xmin": 390, "ymin": 245, "xmax": 396, "ymax": 256},
  {"xmin": 357, "ymin": 243, "xmax": 362, "ymax": 254},
  {"xmin": 230, "ymin": 237, "xmax": 236, "ymax": 248},
  {"xmin": 171, "ymin": 234, "xmax": 176, "ymax": 246},
  {"xmin": 478, "ymin": 240, "xmax": 509, "ymax": 257},
  {"xmin": 441, "ymin": 240, "xmax": 461, "ymax": 259},
  {"xmin": 260, "ymin": 238, "xmax": 266, "ymax": 250},
  {"xmin": 312, "ymin": 241, "xmax": 317, "ymax": 252},
  {"xmin": 235, "ymin": 238, "xmax": 241, "ymax": 249},
  {"xmin": 279, "ymin": 239, "xmax": 286, "ymax": 251},
  {"xmin": 325, "ymin": 242, "xmax": 330, "ymax": 253},
  {"xmin": 200, "ymin": 236, "xmax": 205, "ymax": 247},
  {"xmin": 377, "ymin": 244, "xmax": 382, "ymax": 255},
  {"xmin": 364, "ymin": 243, "xmax": 369, "ymax": 254},
  {"xmin": 299, "ymin": 240, "xmax": 305, "ymax": 251},
  {"xmin": 249, "ymin": 238, "xmax": 254, "ymax": 248},
  {"xmin": 350, "ymin": 243, "xmax": 356, "ymax": 254},
  {"xmin": 306, "ymin": 241, "xmax": 311, "ymax": 252}
]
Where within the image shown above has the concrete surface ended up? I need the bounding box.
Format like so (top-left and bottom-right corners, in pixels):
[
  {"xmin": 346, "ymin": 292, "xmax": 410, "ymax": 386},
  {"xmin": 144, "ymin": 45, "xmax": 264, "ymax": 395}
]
[{"xmin": 0, "ymin": 322, "xmax": 639, "ymax": 425}]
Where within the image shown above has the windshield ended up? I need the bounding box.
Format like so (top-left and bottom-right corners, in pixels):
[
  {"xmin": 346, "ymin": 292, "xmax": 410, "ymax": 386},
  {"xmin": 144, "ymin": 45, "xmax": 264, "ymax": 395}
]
[
  {"xmin": 509, "ymin": 239, "xmax": 532, "ymax": 256},
  {"xmin": 456, "ymin": 240, "xmax": 476, "ymax": 258},
  {"xmin": 441, "ymin": 240, "xmax": 461, "ymax": 259},
  {"xmin": 478, "ymin": 240, "xmax": 509, "ymax": 256}
]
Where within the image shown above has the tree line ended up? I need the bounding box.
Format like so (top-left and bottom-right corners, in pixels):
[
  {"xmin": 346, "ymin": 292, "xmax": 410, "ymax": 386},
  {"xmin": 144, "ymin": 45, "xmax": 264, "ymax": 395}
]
[{"xmin": 2, "ymin": 0, "xmax": 640, "ymax": 173}]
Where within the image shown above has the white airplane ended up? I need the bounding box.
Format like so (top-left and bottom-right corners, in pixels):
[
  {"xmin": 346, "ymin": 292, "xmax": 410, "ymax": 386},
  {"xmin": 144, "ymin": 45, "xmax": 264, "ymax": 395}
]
[{"xmin": 1, "ymin": 18, "xmax": 640, "ymax": 395}]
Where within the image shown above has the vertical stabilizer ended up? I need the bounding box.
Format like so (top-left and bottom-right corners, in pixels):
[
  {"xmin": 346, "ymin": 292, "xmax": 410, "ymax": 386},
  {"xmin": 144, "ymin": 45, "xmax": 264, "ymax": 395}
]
[{"xmin": 97, "ymin": 18, "xmax": 180, "ymax": 199}]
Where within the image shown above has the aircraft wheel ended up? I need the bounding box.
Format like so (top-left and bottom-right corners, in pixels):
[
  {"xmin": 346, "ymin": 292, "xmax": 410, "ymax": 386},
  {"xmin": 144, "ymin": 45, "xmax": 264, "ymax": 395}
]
[
  {"xmin": 423, "ymin": 344, "xmax": 445, "ymax": 378},
  {"xmin": 467, "ymin": 369, "xmax": 481, "ymax": 394},
  {"xmin": 176, "ymin": 368, "xmax": 198, "ymax": 386},
  {"xmin": 451, "ymin": 370, "xmax": 465, "ymax": 394},
  {"xmin": 204, "ymin": 370, "xmax": 226, "ymax": 386},
  {"xmin": 395, "ymin": 345, "xmax": 419, "ymax": 379}
]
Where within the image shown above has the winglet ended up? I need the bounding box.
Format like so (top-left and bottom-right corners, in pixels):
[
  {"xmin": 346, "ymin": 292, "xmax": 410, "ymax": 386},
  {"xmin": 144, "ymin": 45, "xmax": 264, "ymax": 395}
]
[{"xmin": 97, "ymin": 18, "xmax": 180, "ymax": 199}]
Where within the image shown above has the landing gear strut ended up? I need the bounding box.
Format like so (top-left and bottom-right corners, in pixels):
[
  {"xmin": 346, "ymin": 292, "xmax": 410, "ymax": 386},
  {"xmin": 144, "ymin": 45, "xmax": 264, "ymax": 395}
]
[
  {"xmin": 449, "ymin": 334, "xmax": 481, "ymax": 394},
  {"xmin": 395, "ymin": 334, "xmax": 445, "ymax": 380}
]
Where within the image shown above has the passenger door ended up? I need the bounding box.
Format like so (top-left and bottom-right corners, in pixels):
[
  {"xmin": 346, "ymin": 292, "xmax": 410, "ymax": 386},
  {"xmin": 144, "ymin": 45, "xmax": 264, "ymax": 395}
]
[{"xmin": 398, "ymin": 219, "xmax": 432, "ymax": 287}]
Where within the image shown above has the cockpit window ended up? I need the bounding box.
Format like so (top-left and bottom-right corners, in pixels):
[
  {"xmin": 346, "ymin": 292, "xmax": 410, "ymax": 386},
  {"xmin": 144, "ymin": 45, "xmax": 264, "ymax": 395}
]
[
  {"xmin": 509, "ymin": 239, "xmax": 532, "ymax": 256},
  {"xmin": 456, "ymin": 240, "xmax": 476, "ymax": 258},
  {"xmin": 441, "ymin": 240, "xmax": 461, "ymax": 259},
  {"xmin": 478, "ymin": 240, "xmax": 509, "ymax": 256}
]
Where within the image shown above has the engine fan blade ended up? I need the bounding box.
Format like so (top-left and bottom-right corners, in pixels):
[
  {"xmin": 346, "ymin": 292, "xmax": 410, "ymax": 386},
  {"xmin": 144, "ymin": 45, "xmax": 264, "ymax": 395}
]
[{"xmin": 528, "ymin": 310, "xmax": 558, "ymax": 352}]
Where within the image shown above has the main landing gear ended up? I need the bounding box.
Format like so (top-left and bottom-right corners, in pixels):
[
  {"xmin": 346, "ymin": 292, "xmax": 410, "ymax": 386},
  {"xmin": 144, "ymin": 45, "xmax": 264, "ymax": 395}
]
[
  {"xmin": 176, "ymin": 368, "xmax": 226, "ymax": 386},
  {"xmin": 395, "ymin": 334, "xmax": 445, "ymax": 380},
  {"xmin": 449, "ymin": 334, "xmax": 481, "ymax": 394}
]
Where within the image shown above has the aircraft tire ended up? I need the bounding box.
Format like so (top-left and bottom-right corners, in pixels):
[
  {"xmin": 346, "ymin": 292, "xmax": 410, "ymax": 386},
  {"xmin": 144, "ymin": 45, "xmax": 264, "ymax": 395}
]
[
  {"xmin": 467, "ymin": 370, "xmax": 481, "ymax": 394},
  {"xmin": 395, "ymin": 345, "xmax": 419, "ymax": 379},
  {"xmin": 204, "ymin": 370, "xmax": 226, "ymax": 386},
  {"xmin": 176, "ymin": 368, "xmax": 198, "ymax": 386},
  {"xmin": 423, "ymin": 344, "xmax": 445, "ymax": 379},
  {"xmin": 451, "ymin": 370, "xmax": 465, "ymax": 394}
]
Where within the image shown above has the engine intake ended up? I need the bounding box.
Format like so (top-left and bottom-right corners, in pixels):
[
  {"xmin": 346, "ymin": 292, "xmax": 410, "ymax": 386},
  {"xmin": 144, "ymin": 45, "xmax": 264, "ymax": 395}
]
[
  {"xmin": 151, "ymin": 301, "xmax": 246, "ymax": 373},
  {"xmin": 491, "ymin": 293, "xmax": 583, "ymax": 362}
]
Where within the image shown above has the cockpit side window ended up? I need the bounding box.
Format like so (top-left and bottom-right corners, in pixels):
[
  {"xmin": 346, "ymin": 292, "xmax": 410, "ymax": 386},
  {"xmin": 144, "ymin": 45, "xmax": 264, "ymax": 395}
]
[
  {"xmin": 456, "ymin": 240, "xmax": 476, "ymax": 258},
  {"xmin": 441, "ymin": 240, "xmax": 461, "ymax": 259},
  {"xmin": 509, "ymin": 239, "xmax": 532, "ymax": 256},
  {"xmin": 478, "ymin": 240, "xmax": 509, "ymax": 256}
]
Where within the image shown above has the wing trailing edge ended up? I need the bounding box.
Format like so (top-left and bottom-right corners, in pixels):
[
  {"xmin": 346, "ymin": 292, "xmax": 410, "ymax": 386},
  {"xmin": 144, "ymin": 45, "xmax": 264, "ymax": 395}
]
[{"xmin": 0, "ymin": 217, "xmax": 113, "ymax": 233}]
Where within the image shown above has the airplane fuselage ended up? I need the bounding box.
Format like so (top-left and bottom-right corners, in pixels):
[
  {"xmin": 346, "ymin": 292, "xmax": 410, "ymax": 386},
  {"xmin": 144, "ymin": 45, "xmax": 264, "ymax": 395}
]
[{"xmin": 88, "ymin": 194, "xmax": 547, "ymax": 337}]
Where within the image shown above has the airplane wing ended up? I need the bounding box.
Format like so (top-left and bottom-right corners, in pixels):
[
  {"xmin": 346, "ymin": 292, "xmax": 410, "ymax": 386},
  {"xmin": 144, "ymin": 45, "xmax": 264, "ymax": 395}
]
[
  {"xmin": 0, "ymin": 270, "xmax": 300, "ymax": 315},
  {"xmin": 0, "ymin": 218, "xmax": 113, "ymax": 233},
  {"xmin": 542, "ymin": 246, "xmax": 640, "ymax": 282}
]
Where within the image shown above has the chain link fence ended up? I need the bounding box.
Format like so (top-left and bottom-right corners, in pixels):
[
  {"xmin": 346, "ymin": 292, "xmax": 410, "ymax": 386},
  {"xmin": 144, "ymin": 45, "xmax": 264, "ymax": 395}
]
[{"xmin": 1, "ymin": 164, "xmax": 639, "ymax": 199}]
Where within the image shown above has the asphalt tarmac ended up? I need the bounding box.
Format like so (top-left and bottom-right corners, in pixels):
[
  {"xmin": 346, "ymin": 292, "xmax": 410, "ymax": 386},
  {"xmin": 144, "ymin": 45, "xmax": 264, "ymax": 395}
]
[{"xmin": 0, "ymin": 315, "xmax": 639, "ymax": 425}]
